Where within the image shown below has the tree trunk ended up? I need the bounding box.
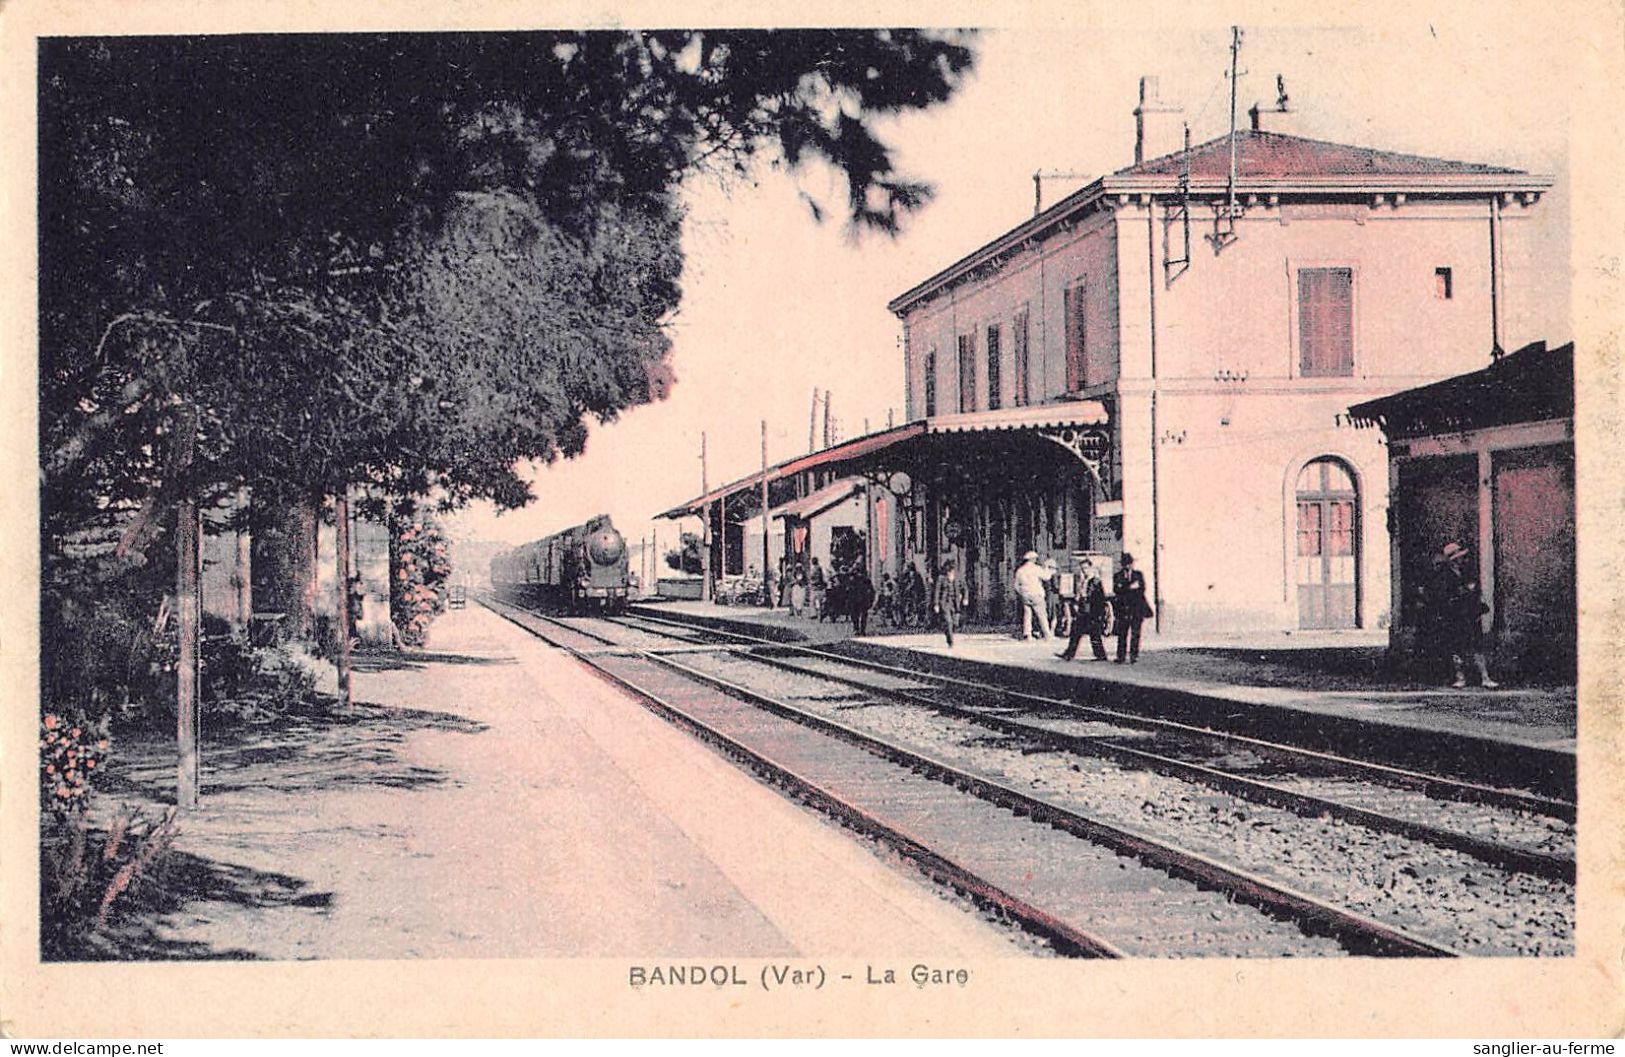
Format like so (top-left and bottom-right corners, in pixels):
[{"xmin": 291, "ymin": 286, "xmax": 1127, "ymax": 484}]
[
  {"xmin": 249, "ymin": 491, "xmax": 320, "ymax": 647},
  {"xmin": 230, "ymin": 487, "xmax": 251, "ymax": 638}
]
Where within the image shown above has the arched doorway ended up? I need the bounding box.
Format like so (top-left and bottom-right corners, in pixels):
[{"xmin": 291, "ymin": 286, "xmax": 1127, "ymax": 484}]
[{"xmin": 1294, "ymin": 457, "xmax": 1359, "ymax": 629}]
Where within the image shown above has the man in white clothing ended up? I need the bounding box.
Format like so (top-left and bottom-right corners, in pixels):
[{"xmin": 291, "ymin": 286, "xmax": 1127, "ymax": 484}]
[{"xmin": 1012, "ymin": 550, "xmax": 1054, "ymax": 640}]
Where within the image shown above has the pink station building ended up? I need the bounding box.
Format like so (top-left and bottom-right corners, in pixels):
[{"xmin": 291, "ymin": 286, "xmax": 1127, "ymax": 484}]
[{"xmin": 664, "ymin": 78, "xmax": 1562, "ymax": 641}]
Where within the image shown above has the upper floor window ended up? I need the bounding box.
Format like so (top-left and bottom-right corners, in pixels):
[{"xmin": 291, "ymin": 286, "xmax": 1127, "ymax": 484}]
[
  {"xmin": 957, "ymin": 332, "xmax": 978, "ymax": 413},
  {"xmin": 1298, "ymin": 267, "xmax": 1354, "ymax": 377},
  {"xmin": 986, "ymin": 324, "xmax": 1002, "ymax": 411},
  {"xmin": 1064, "ymin": 279, "xmax": 1088, "ymax": 391},
  {"xmin": 923, "ymin": 347, "xmax": 937, "ymax": 417},
  {"xmin": 1013, "ymin": 307, "xmax": 1031, "ymax": 406}
]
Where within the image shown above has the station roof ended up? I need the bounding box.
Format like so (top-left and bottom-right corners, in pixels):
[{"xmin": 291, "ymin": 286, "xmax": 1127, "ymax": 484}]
[
  {"xmin": 656, "ymin": 403, "xmax": 1109, "ymax": 520},
  {"xmin": 772, "ymin": 478, "xmax": 863, "ymax": 521},
  {"xmin": 888, "ymin": 130, "xmax": 1552, "ymax": 317},
  {"xmin": 1347, "ymin": 341, "xmax": 1574, "ymax": 441}
]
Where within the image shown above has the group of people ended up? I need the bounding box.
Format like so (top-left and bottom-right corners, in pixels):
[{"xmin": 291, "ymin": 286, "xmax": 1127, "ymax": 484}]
[{"xmin": 928, "ymin": 550, "xmax": 1153, "ymax": 663}]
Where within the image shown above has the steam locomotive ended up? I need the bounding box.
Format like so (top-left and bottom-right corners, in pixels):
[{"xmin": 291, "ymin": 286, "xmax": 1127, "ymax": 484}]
[{"xmin": 490, "ymin": 514, "xmax": 631, "ymax": 613}]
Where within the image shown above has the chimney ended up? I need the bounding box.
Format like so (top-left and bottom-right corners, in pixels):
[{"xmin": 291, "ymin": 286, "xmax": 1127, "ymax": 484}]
[
  {"xmin": 1249, "ymin": 75, "xmax": 1301, "ymax": 135},
  {"xmin": 1134, "ymin": 75, "xmax": 1184, "ymax": 164}
]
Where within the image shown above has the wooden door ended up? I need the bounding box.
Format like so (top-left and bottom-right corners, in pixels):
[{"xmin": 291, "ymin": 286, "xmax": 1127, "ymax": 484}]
[{"xmin": 1295, "ymin": 459, "xmax": 1359, "ymax": 629}]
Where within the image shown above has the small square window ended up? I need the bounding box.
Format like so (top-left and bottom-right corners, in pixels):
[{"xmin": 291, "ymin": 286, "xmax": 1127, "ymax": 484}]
[{"xmin": 1434, "ymin": 267, "xmax": 1453, "ymax": 300}]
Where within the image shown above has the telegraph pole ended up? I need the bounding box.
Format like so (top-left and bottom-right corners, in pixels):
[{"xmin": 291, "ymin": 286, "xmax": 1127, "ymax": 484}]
[
  {"xmin": 174, "ymin": 404, "xmax": 201, "ymax": 810},
  {"xmin": 700, "ymin": 432, "xmax": 712, "ymax": 602},
  {"xmin": 334, "ymin": 487, "xmax": 353, "ymax": 709},
  {"xmin": 761, "ymin": 420, "xmax": 773, "ymax": 607}
]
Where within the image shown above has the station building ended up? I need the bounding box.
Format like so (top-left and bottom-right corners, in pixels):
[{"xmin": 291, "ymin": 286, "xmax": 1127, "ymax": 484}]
[{"xmin": 662, "ymin": 81, "xmax": 1559, "ymax": 635}]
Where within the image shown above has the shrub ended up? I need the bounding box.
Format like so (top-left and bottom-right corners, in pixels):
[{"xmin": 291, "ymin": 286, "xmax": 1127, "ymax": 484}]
[
  {"xmin": 38, "ymin": 713, "xmax": 180, "ymax": 959},
  {"xmin": 390, "ymin": 513, "xmax": 452, "ymax": 646}
]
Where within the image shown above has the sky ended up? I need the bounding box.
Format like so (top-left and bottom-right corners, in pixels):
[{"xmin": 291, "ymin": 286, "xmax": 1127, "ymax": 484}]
[{"xmin": 446, "ymin": 15, "xmax": 1577, "ymax": 559}]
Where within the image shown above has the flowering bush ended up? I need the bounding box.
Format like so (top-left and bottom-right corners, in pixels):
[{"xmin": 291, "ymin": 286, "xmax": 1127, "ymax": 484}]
[
  {"xmin": 390, "ymin": 514, "xmax": 452, "ymax": 646},
  {"xmin": 39, "ymin": 713, "xmax": 110, "ymax": 817}
]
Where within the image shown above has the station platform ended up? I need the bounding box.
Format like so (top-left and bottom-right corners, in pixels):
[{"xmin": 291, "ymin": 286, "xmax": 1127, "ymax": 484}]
[
  {"xmin": 98, "ymin": 603, "xmax": 1024, "ymax": 960},
  {"xmin": 630, "ymin": 599, "xmax": 1578, "ymax": 796}
]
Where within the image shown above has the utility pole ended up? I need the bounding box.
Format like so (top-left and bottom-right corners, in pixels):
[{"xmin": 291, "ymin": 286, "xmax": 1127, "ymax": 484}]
[
  {"xmin": 823, "ymin": 390, "xmax": 832, "ymax": 447},
  {"xmin": 334, "ymin": 487, "xmax": 353, "ymax": 709},
  {"xmin": 761, "ymin": 420, "xmax": 772, "ymax": 608},
  {"xmin": 700, "ymin": 432, "xmax": 712, "ymax": 602},
  {"xmin": 174, "ymin": 404, "xmax": 201, "ymax": 810},
  {"xmin": 808, "ymin": 388, "xmax": 819, "ymax": 453}
]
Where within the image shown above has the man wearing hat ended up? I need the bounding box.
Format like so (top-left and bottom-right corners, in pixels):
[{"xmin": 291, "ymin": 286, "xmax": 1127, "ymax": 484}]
[
  {"xmin": 1012, "ymin": 550, "xmax": 1055, "ymax": 640},
  {"xmin": 1431, "ymin": 541, "xmax": 1498, "ymax": 689},
  {"xmin": 1112, "ymin": 552, "xmax": 1151, "ymax": 663}
]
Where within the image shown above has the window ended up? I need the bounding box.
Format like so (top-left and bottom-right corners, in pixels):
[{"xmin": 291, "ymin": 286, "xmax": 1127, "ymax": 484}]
[
  {"xmin": 986, "ymin": 324, "xmax": 1002, "ymax": 410},
  {"xmin": 1064, "ymin": 279, "xmax": 1088, "ymax": 390},
  {"xmin": 1298, "ymin": 267, "xmax": 1354, "ymax": 377},
  {"xmin": 1434, "ymin": 267, "xmax": 1453, "ymax": 300},
  {"xmin": 1013, "ymin": 307, "xmax": 1031, "ymax": 406},
  {"xmin": 923, "ymin": 347, "xmax": 937, "ymax": 416},
  {"xmin": 957, "ymin": 332, "xmax": 977, "ymax": 413}
]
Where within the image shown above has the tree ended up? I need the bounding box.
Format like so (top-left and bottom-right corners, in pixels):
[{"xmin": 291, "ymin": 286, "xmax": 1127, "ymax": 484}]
[
  {"xmin": 665, "ymin": 533, "xmax": 705, "ymax": 575},
  {"xmin": 39, "ymin": 30, "xmax": 978, "ymax": 685},
  {"xmin": 41, "ymin": 30, "xmax": 977, "ymax": 523}
]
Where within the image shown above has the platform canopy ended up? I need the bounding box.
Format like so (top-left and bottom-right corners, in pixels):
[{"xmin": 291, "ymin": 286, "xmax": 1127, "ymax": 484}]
[
  {"xmin": 654, "ymin": 402, "xmax": 1110, "ymax": 520},
  {"xmin": 771, "ymin": 478, "xmax": 863, "ymax": 522},
  {"xmin": 1347, "ymin": 341, "xmax": 1573, "ymax": 441}
]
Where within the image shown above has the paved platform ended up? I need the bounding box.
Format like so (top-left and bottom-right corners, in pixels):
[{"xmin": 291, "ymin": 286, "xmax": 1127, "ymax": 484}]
[
  {"xmin": 100, "ymin": 603, "xmax": 1025, "ymax": 960},
  {"xmin": 631, "ymin": 600, "xmax": 1578, "ymax": 793}
]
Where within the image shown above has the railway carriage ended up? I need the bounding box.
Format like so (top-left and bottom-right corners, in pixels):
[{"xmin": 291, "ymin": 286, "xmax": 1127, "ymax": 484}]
[{"xmin": 491, "ymin": 514, "xmax": 631, "ymax": 613}]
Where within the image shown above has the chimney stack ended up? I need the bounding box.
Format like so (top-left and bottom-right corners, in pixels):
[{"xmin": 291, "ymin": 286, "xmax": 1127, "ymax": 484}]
[
  {"xmin": 1249, "ymin": 75, "xmax": 1300, "ymax": 135},
  {"xmin": 1134, "ymin": 75, "xmax": 1184, "ymax": 164}
]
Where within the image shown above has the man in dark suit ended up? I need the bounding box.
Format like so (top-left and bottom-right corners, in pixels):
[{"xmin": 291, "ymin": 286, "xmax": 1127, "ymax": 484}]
[
  {"xmin": 1112, "ymin": 552, "xmax": 1151, "ymax": 664},
  {"xmin": 932, "ymin": 559, "xmax": 966, "ymax": 648},
  {"xmin": 1058, "ymin": 560, "xmax": 1112, "ymax": 661}
]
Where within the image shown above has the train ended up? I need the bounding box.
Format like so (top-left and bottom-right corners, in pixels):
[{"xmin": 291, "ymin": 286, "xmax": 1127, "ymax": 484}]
[{"xmin": 490, "ymin": 514, "xmax": 632, "ymax": 613}]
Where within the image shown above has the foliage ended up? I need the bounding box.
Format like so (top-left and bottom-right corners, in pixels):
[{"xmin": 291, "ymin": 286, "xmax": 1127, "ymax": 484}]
[
  {"xmin": 35, "ymin": 27, "xmax": 976, "ymax": 730},
  {"xmin": 40, "ymin": 549, "xmax": 173, "ymax": 723},
  {"xmin": 39, "ymin": 30, "xmax": 977, "ymax": 532},
  {"xmin": 391, "ymin": 513, "xmax": 453, "ymax": 646},
  {"xmin": 39, "ymin": 713, "xmax": 112, "ymax": 817},
  {"xmin": 197, "ymin": 639, "xmax": 326, "ymax": 724},
  {"xmin": 41, "ymin": 807, "xmax": 179, "ymax": 960},
  {"xmin": 665, "ymin": 531, "xmax": 705, "ymax": 574}
]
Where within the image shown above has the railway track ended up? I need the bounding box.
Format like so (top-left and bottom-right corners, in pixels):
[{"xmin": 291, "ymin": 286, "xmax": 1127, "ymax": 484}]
[
  {"xmin": 599, "ymin": 609, "xmax": 1574, "ymax": 954},
  {"xmin": 482, "ymin": 597, "xmax": 1525, "ymax": 958},
  {"xmin": 612, "ymin": 610, "xmax": 1576, "ymax": 878}
]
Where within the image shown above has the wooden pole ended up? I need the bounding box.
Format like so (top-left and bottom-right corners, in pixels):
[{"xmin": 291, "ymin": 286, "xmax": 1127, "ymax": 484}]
[
  {"xmin": 823, "ymin": 390, "xmax": 832, "ymax": 447},
  {"xmin": 334, "ymin": 488, "xmax": 353, "ymax": 709},
  {"xmin": 761, "ymin": 420, "xmax": 772, "ymax": 608},
  {"xmin": 174, "ymin": 406, "xmax": 200, "ymax": 810},
  {"xmin": 809, "ymin": 389, "xmax": 819, "ymax": 453},
  {"xmin": 700, "ymin": 433, "xmax": 712, "ymax": 602}
]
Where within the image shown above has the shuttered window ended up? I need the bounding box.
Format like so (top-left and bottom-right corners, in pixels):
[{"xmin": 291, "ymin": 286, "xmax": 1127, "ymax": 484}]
[
  {"xmin": 1298, "ymin": 267, "xmax": 1354, "ymax": 377},
  {"xmin": 923, "ymin": 348, "xmax": 937, "ymax": 416},
  {"xmin": 1013, "ymin": 307, "xmax": 1031, "ymax": 406},
  {"xmin": 1064, "ymin": 280, "xmax": 1088, "ymax": 390},
  {"xmin": 986, "ymin": 324, "xmax": 1002, "ymax": 410},
  {"xmin": 957, "ymin": 332, "xmax": 977, "ymax": 413}
]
